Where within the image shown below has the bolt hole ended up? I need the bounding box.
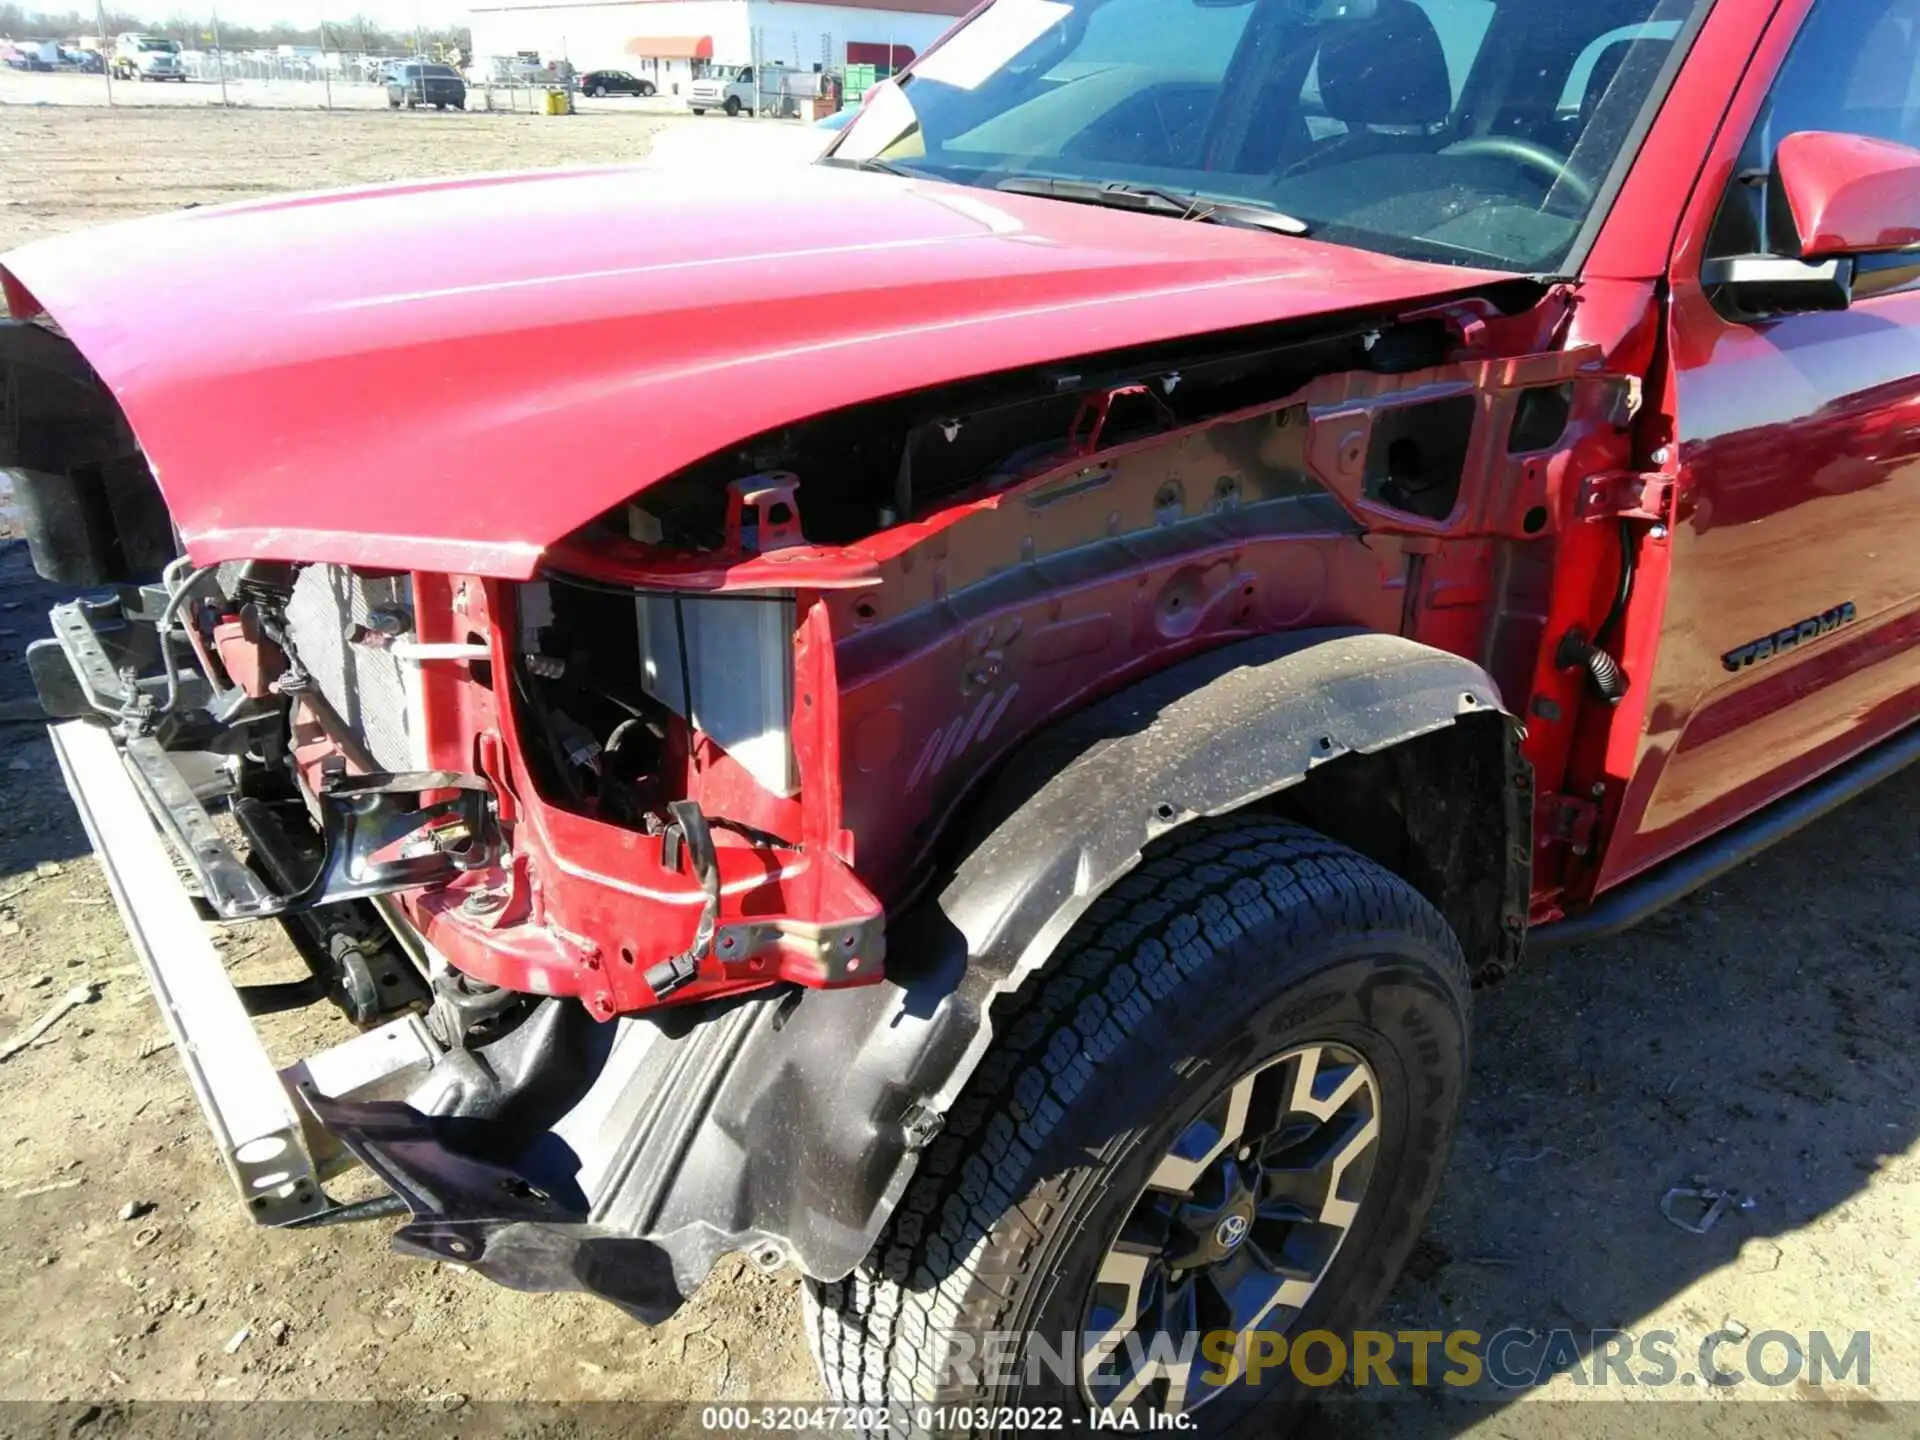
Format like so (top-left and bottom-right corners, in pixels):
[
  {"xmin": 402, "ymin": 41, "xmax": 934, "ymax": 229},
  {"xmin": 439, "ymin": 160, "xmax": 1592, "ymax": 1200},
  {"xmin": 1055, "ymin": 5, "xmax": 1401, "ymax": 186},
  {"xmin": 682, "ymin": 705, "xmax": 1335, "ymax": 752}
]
[
  {"xmin": 1522, "ymin": 505, "xmax": 1549, "ymax": 535},
  {"xmin": 447, "ymin": 1239, "xmax": 471, "ymax": 1256},
  {"xmin": 766, "ymin": 502, "xmax": 794, "ymax": 526},
  {"xmin": 1154, "ymin": 802, "xmax": 1176, "ymax": 821},
  {"xmin": 1316, "ymin": 736, "xmax": 1334, "ymax": 751},
  {"xmin": 853, "ymin": 599, "xmax": 878, "ymax": 622},
  {"xmin": 1462, "ymin": 692, "xmax": 1479, "ymax": 707},
  {"xmin": 803, "ymin": 693, "xmax": 813, "ymax": 707},
  {"xmin": 620, "ymin": 946, "xmax": 635, "ymax": 966}
]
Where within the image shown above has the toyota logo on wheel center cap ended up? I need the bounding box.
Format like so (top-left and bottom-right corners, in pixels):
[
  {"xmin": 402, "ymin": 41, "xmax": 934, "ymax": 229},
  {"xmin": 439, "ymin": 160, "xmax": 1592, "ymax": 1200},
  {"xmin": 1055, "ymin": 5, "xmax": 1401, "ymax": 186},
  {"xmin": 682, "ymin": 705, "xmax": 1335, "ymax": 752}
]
[{"xmin": 1214, "ymin": 1213, "xmax": 1250, "ymax": 1250}]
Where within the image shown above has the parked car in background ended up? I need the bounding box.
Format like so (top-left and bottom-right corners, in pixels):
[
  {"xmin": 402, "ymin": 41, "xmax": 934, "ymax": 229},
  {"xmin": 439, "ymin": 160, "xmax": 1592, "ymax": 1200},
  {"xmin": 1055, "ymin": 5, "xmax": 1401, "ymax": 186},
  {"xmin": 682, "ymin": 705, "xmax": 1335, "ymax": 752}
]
[
  {"xmin": 6, "ymin": 39, "xmax": 58, "ymax": 71},
  {"xmin": 110, "ymin": 34, "xmax": 183, "ymax": 81},
  {"xmin": 579, "ymin": 69, "xmax": 655, "ymax": 97},
  {"xmin": 386, "ymin": 61, "xmax": 465, "ymax": 110}
]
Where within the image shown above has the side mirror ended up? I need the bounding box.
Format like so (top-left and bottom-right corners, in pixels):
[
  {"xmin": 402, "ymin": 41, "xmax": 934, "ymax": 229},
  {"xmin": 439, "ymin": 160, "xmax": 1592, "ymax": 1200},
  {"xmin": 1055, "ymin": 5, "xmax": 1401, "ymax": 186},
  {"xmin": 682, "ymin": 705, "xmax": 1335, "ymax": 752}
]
[
  {"xmin": 1704, "ymin": 131, "xmax": 1920, "ymax": 316},
  {"xmin": 1774, "ymin": 129, "xmax": 1920, "ymax": 260}
]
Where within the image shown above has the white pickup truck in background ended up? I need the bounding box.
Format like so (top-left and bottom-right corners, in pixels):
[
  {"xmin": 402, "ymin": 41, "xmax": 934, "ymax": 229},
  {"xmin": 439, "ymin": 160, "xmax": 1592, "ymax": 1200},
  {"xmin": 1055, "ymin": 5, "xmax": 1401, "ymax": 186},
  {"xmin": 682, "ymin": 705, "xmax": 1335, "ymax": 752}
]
[{"xmin": 111, "ymin": 34, "xmax": 185, "ymax": 81}]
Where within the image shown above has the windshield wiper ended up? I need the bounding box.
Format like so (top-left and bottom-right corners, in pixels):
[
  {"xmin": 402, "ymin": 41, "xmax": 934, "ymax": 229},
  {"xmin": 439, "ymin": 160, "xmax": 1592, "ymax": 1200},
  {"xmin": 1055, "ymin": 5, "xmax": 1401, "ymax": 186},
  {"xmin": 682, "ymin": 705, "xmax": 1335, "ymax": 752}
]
[
  {"xmin": 995, "ymin": 176, "xmax": 1310, "ymax": 236},
  {"xmin": 821, "ymin": 153, "xmax": 924, "ymax": 179}
]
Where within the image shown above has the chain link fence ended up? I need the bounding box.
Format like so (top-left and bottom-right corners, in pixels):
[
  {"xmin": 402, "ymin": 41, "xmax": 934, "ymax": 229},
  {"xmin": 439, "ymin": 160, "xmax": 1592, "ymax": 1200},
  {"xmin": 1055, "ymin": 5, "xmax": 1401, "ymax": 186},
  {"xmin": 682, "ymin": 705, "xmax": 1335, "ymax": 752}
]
[
  {"xmin": 2, "ymin": 36, "xmax": 605, "ymax": 110},
  {"xmin": 4, "ymin": 39, "xmax": 863, "ymax": 120}
]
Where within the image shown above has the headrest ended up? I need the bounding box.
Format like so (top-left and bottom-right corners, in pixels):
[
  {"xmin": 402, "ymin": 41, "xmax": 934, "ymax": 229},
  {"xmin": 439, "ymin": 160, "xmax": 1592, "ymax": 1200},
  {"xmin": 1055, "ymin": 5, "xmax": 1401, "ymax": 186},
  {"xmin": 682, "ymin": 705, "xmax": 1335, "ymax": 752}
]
[{"xmin": 1318, "ymin": 0, "xmax": 1452, "ymax": 128}]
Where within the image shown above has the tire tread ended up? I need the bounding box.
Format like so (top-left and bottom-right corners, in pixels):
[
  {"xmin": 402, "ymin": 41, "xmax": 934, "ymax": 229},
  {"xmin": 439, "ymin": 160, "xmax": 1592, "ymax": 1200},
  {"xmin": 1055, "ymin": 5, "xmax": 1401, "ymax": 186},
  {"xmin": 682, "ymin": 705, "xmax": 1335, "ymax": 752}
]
[{"xmin": 806, "ymin": 818, "xmax": 1467, "ymax": 1405}]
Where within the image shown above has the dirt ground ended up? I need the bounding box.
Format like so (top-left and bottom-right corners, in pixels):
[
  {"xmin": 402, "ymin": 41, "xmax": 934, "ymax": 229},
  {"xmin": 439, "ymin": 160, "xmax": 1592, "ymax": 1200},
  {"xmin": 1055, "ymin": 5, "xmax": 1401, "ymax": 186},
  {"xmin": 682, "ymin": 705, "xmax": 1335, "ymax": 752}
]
[{"xmin": 2, "ymin": 98, "xmax": 1917, "ymax": 1438}]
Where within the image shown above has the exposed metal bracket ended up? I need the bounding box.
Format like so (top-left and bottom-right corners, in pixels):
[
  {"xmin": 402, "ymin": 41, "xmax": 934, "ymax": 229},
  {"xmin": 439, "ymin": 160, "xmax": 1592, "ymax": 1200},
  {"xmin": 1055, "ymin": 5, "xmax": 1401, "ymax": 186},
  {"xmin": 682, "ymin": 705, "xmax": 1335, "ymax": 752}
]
[
  {"xmin": 1578, "ymin": 470, "xmax": 1674, "ymax": 523},
  {"xmin": 1537, "ymin": 791, "xmax": 1601, "ymax": 857},
  {"xmin": 122, "ymin": 733, "xmax": 494, "ymax": 921},
  {"xmin": 725, "ymin": 472, "xmax": 805, "ymax": 553},
  {"xmin": 1068, "ymin": 383, "xmax": 1174, "ymax": 457}
]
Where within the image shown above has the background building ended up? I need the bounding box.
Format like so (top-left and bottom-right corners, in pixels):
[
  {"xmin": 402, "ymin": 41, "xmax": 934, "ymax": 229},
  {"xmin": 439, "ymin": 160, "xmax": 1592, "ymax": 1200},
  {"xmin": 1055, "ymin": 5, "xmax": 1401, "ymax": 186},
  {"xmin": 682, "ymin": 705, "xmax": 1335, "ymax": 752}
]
[{"xmin": 464, "ymin": 0, "xmax": 969, "ymax": 96}]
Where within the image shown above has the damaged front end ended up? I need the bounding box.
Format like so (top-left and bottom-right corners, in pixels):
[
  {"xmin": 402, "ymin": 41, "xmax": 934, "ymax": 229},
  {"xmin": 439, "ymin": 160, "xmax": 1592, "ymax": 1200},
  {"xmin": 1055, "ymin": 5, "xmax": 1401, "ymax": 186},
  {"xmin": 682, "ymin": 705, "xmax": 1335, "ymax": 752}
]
[
  {"xmin": 6, "ymin": 216, "xmax": 1647, "ymax": 1318},
  {"xmin": 27, "ymin": 500, "xmax": 900, "ymax": 1319}
]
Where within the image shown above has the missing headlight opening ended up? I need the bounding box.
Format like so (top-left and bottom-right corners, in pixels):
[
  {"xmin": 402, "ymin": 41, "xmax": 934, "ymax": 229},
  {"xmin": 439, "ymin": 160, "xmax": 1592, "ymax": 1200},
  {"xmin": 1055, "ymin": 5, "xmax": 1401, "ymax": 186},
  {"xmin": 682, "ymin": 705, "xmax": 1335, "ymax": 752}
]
[{"xmin": 514, "ymin": 573, "xmax": 799, "ymax": 822}]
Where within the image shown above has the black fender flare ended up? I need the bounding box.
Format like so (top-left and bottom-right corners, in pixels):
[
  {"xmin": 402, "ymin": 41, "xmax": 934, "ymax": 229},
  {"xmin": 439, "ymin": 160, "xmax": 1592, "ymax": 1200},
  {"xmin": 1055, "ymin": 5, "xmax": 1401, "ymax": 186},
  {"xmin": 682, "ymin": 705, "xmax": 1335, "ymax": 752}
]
[{"xmin": 912, "ymin": 626, "xmax": 1518, "ymax": 1113}]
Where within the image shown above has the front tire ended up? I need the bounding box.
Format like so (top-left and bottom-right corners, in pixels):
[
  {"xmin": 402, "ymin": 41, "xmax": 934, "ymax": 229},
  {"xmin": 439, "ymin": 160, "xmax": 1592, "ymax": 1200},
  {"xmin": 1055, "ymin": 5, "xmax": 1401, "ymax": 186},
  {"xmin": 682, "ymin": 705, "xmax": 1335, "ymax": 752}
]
[
  {"xmin": 808, "ymin": 818, "xmax": 1471, "ymax": 1428},
  {"xmin": 724, "ymin": 95, "xmax": 742, "ymax": 116}
]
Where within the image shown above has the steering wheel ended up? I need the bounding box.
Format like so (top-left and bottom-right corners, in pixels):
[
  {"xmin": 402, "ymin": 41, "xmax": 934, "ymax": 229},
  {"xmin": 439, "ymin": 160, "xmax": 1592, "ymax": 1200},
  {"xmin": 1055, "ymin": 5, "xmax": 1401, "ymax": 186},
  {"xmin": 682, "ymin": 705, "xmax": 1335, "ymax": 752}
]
[{"xmin": 1438, "ymin": 136, "xmax": 1595, "ymax": 208}]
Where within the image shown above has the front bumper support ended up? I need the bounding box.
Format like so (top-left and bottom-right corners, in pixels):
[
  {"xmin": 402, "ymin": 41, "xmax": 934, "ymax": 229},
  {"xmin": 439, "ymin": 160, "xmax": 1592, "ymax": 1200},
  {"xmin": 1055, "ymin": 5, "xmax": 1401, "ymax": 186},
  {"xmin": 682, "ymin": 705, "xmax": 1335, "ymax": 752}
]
[{"xmin": 50, "ymin": 719, "xmax": 441, "ymax": 1225}]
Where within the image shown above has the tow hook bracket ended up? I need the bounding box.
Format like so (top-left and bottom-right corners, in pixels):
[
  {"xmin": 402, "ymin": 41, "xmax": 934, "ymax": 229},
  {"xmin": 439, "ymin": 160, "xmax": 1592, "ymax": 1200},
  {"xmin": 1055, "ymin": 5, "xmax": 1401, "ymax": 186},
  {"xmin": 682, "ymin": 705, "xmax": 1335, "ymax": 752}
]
[{"xmin": 1578, "ymin": 471, "xmax": 1673, "ymax": 523}]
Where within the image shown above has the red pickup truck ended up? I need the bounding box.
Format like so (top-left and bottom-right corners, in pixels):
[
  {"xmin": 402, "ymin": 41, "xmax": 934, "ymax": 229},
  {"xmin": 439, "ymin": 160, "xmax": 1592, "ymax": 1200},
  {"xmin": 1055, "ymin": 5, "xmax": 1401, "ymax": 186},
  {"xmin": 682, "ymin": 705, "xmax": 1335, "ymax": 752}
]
[{"xmin": 3, "ymin": 0, "xmax": 1916, "ymax": 1422}]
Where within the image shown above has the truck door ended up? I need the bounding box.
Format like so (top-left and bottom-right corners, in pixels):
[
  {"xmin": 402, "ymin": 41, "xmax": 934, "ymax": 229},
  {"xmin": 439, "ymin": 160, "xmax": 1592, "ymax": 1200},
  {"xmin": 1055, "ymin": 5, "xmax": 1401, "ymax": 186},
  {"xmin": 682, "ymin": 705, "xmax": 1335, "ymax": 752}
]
[{"xmin": 1605, "ymin": 0, "xmax": 1920, "ymax": 884}]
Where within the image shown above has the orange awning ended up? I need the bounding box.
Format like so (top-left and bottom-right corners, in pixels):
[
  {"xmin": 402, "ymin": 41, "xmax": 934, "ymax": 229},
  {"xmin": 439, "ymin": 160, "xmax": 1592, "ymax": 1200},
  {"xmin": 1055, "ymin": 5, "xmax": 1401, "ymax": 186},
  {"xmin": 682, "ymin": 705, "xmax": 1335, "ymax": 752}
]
[{"xmin": 626, "ymin": 35, "xmax": 712, "ymax": 61}]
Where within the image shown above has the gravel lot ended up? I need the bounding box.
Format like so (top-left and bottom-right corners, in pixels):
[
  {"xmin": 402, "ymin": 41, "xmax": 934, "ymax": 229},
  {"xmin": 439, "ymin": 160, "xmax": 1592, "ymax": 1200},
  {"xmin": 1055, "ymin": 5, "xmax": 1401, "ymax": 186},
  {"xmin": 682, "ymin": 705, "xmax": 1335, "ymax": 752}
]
[{"xmin": 1, "ymin": 91, "xmax": 1916, "ymax": 1438}]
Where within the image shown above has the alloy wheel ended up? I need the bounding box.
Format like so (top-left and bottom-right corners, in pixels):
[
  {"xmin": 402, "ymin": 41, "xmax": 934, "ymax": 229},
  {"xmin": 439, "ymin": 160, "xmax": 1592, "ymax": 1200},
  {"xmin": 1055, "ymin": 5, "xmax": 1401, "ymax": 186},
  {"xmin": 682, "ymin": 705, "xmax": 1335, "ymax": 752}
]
[{"xmin": 1080, "ymin": 1042, "xmax": 1382, "ymax": 1414}]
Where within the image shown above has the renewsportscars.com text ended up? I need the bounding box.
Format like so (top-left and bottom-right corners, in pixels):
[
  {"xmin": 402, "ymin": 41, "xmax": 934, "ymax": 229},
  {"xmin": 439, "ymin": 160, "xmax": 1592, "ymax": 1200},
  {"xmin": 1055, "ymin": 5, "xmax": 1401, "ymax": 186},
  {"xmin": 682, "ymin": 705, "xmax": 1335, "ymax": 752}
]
[{"xmin": 938, "ymin": 1327, "xmax": 1871, "ymax": 1391}]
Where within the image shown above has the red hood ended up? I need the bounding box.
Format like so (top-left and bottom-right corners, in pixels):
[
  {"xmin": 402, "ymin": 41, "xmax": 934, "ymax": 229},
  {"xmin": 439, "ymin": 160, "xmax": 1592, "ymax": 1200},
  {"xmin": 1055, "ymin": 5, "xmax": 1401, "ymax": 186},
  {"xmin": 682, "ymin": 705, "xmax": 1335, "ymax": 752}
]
[{"xmin": 1, "ymin": 163, "xmax": 1502, "ymax": 578}]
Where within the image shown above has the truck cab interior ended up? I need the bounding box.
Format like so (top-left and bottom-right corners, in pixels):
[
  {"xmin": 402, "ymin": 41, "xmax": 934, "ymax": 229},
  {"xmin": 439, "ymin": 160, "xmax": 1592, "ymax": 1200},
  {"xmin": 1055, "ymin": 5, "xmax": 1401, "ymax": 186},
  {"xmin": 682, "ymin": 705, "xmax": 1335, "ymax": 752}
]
[{"xmin": 840, "ymin": 0, "xmax": 1704, "ymax": 271}]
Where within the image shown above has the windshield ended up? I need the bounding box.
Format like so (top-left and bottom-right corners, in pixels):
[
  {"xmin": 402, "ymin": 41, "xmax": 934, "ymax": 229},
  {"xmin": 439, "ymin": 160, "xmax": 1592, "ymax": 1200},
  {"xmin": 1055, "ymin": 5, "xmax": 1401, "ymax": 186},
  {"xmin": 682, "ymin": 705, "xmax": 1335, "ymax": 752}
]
[
  {"xmin": 828, "ymin": 0, "xmax": 1707, "ymax": 272},
  {"xmin": 135, "ymin": 38, "xmax": 179, "ymax": 52}
]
